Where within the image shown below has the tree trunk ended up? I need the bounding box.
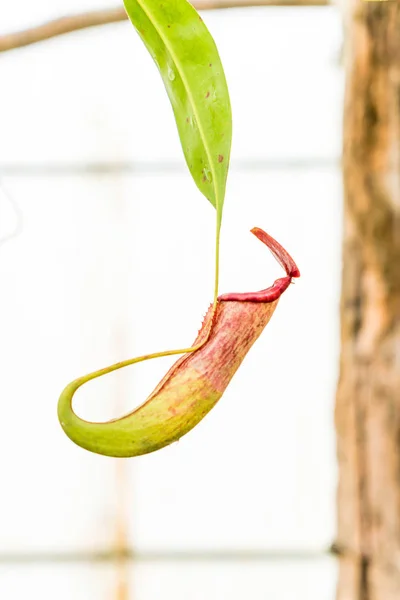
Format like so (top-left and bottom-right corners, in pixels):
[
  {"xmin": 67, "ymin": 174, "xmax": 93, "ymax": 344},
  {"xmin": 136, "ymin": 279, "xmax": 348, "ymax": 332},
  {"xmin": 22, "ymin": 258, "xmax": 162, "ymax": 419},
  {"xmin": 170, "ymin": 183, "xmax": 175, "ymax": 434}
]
[{"xmin": 336, "ymin": 1, "xmax": 400, "ymax": 599}]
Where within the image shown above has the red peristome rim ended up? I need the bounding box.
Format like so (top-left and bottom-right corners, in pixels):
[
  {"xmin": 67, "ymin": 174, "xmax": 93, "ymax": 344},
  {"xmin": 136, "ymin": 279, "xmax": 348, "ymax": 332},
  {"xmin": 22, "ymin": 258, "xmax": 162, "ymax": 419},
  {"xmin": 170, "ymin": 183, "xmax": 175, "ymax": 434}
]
[{"xmin": 218, "ymin": 227, "xmax": 300, "ymax": 303}]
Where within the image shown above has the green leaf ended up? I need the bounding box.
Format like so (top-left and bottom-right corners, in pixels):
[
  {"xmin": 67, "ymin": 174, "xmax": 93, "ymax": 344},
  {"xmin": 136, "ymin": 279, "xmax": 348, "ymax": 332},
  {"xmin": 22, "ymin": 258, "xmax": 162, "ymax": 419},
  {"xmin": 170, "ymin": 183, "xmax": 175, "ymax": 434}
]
[{"xmin": 123, "ymin": 0, "xmax": 232, "ymax": 226}]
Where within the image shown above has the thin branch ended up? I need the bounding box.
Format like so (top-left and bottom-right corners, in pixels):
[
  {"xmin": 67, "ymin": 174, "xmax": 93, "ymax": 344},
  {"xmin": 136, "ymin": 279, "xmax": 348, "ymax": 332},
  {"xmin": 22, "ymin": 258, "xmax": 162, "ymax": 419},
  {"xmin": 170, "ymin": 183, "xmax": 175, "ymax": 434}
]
[
  {"xmin": 0, "ymin": 7, "xmax": 127, "ymax": 53},
  {"xmin": 0, "ymin": 0, "xmax": 329, "ymax": 54}
]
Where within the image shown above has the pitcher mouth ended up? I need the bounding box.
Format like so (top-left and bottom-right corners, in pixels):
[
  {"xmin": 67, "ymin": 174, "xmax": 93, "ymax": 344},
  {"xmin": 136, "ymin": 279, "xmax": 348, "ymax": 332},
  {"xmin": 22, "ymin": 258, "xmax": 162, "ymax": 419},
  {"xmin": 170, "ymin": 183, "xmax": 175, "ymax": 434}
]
[{"xmin": 218, "ymin": 227, "xmax": 300, "ymax": 303}]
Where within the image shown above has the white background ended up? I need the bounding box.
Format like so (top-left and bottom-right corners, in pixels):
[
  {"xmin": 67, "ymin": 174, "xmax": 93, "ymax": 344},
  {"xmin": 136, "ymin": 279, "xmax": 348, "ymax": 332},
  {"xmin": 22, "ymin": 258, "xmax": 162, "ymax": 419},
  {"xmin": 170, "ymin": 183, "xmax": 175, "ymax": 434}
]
[{"xmin": 0, "ymin": 2, "xmax": 343, "ymax": 598}]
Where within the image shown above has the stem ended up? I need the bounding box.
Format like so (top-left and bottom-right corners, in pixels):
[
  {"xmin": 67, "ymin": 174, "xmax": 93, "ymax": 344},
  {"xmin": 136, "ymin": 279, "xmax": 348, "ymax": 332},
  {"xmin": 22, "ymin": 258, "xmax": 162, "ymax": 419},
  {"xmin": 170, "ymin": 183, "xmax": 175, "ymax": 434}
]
[{"xmin": 213, "ymin": 215, "xmax": 221, "ymax": 306}]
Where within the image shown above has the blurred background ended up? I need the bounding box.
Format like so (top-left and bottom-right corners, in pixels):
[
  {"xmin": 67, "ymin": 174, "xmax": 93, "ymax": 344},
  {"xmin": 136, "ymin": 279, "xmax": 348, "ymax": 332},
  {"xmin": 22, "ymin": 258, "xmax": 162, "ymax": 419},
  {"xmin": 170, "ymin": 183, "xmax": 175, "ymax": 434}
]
[{"xmin": 0, "ymin": 0, "xmax": 358, "ymax": 598}]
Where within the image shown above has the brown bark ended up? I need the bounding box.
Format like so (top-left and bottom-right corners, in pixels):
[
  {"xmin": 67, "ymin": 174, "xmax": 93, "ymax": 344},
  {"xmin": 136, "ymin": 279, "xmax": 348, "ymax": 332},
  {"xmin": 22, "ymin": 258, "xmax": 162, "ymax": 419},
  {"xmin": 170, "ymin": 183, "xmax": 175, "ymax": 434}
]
[{"xmin": 336, "ymin": 1, "xmax": 400, "ymax": 599}]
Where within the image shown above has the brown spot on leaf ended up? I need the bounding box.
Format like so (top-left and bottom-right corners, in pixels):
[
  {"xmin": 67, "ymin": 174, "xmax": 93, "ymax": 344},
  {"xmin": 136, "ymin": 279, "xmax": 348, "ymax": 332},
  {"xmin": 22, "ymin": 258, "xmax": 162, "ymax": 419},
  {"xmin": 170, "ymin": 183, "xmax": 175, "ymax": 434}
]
[
  {"xmin": 209, "ymin": 63, "xmax": 212, "ymax": 67},
  {"xmin": 202, "ymin": 175, "xmax": 207, "ymax": 183},
  {"xmin": 218, "ymin": 155, "xmax": 224, "ymax": 163},
  {"xmin": 205, "ymin": 91, "xmax": 210, "ymax": 98},
  {"xmin": 186, "ymin": 117, "xmax": 189, "ymax": 123}
]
